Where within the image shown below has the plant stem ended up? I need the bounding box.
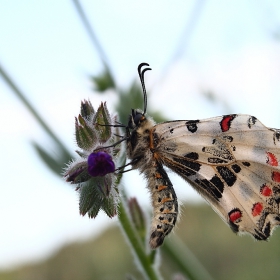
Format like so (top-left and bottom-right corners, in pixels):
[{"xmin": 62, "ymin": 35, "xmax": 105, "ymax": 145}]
[
  {"xmin": 118, "ymin": 198, "xmax": 161, "ymax": 280},
  {"xmin": 163, "ymin": 235, "xmax": 214, "ymax": 280},
  {"xmin": 71, "ymin": 0, "xmax": 114, "ymax": 79}
]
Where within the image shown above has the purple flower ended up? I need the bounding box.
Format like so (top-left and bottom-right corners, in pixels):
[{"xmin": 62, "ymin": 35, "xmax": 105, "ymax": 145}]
[{"xmin": 88, "ymin": 151, "xmax": 115, "ymax": 177}]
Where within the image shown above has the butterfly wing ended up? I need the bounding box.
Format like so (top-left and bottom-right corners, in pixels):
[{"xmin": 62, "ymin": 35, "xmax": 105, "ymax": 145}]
[{"xmin": 154, "ymin": 114, "xmax": 280, "ymax": 239}]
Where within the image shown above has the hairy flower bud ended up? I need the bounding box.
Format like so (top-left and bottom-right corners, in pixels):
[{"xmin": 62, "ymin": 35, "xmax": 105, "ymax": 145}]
[{"xmin": 64, "ymin": 101, "xmax": 121, "ymax": 218}]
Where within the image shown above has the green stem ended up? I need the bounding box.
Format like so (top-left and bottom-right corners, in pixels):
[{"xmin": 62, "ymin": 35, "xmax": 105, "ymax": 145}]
[
  {"xmin": 118, "ymin": 198, "xmax": 161, "ymax": 280},
  {"xmin": 71, "ymin": 0, "xmax": 114, "ymax": 80},
  {"xmin": 163, "ymin": 235, "xmax": 214, "ymax": 280}
]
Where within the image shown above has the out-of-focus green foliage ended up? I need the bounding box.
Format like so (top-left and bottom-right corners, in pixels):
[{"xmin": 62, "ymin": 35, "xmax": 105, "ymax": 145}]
[
  {"xmin": 128, "ymin": 198, "xmax": 147, "ymax": 244},
  {"xmin": 91, "ymin": 67, "xmax": 115, "ymax": 92},
  {"xmin": 32, "ymin": 142, "xmax": 70, "ymax": 176},
  {"xmin": 115, "ymin": 81, "xmax": 167, "ymax": 126}
]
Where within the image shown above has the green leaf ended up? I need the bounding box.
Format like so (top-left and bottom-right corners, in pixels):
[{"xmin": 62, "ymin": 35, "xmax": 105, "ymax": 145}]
[
  {"xmin": 91, "ymin": 67, "xmax": 115, "ymax": 92},
  {"xmin": 32, "ymin": 142, "xmax": 66, "ymax": 176}
]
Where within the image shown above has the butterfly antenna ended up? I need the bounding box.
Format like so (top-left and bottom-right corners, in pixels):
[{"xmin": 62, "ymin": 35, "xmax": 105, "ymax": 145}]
[{"xmin": 138, "ymin": 63, "xmax": 151, "ymax": 115}]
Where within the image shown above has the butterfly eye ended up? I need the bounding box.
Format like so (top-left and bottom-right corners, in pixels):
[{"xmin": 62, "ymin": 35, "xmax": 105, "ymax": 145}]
[
  {"xmin": 128, "ymin": 109, "xmax": 145, "ymax": 129},
  {"xmin": 133, "ymin": 113, "xmax": 144, "ymax": 126}
]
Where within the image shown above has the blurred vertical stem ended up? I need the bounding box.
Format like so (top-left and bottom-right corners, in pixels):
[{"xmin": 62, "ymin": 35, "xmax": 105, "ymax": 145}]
[
  {"xmin": 163, "ymin": 235, "xmax": 214, "ymax": 280},
  {"xmin": 158, "ymin": 0, "xmax": 206, "ymax": 83},
  {"xmin": 72, "ymin": 0, "xmax": 115, "ymax": 82},
  {"xmin": 0, "ymin": 62, "xmax": 71, "ymax": 158},
  {"xmin": 118, "ymin": 197, "xmax": 161, "ymax": 280}
]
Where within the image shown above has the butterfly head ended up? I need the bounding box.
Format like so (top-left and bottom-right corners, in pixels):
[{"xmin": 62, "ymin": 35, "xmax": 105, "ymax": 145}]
[{"xmin": 128, "ymin": 109, "xmax": 146, "ymax": 129}]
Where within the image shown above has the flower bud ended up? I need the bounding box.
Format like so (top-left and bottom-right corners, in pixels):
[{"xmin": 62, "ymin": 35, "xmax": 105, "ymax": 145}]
[
  {"xmin": 93, "ymin": 102, "xmax": 112, "ymax": 143},
  {"xmin": 128, "ymin": 197, "xmax": 147, "ymax": 242},
  {"xmin": 80, "ymin": 99, "xmax": 94, "ymax": 120},
  {"xmin": 75, "ymin": 115, "xmax": 97, "ymax": 150},
  {"xmin": 64, "ymin": 102, "xmax": 121, "ymax": 219}
]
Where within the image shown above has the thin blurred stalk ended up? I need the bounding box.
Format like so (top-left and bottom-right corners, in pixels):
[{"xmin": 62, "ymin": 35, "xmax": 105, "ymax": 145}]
[
  {"xmin": 163, "ymin": 235, "xmax": 214, "ymax": 280},
  {"xmin": 158, "ymin": 0, "xmax": 206, "ymax": 82},
  {"xmin": 72, "ymin": 0, "xmax": 115, "ymax": 82},
  {"xmin": 0, "ymin": 62, "xmax": 71, "ymax": 158},
  {"xmin": 118, "ymin": 197, "xmax": 162, "ymax": 280}
]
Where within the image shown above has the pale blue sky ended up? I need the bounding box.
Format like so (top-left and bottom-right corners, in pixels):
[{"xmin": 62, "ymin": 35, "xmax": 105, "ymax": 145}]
[{"xmin": 1, "ymin": 0, "xmax": 280, "ymax": 269}]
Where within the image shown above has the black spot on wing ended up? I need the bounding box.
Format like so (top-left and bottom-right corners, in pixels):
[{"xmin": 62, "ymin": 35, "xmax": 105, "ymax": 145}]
[
  {"xmin": 173, "ymin": 157, "xmax": 201, "ymax": 175},
  {"xmin": 216, "ymin": 166, "xmax": 237, "ymax": 187},
  {"xmin": 194, "ymin": 174, "xmax": 224, "ymax": 201},
  {"xmin": 272, "ymin": 129, "xmax": 280, "ymax": 144},
  {"xmin": 231, "ymin": 164, "xmax": 241, "ymax": 173},
  {"xmin": 242, "ymin": 162, "xmax": 251, "ymax": 167},
  {"xmin": 184, "ymin": 152, "xmax": 199, "ymax": 160},
  {"xmin": 264, "ymin": 222, "xmax": 271, "ymax": 237},
  {"xmin": 229, "ymin": 222, "xmax": 239, "ymax": 233},
  {"xmin": 208, "ymin": 158, "xmax": 228, "ymax": 164},
  {"xmin": 221, "ymin": 135, "xmax": 233, "ymax": 142},
  {"xmin": 248, "ymin": 116, "xmax": 257, "ymax": 129},
  {"xmin": 185, "ymin": 120, "xmax": 199, "ymax": 133},
  {"xmin": 210, "ymin": 175, "xmax": 224, "ymax": 196},
  {"xmin": 274, "ymin": 215, "xmax": 280, "ymax": 222},
  {"xmin": 273, "ymin": 185, "xmax": 280, "ymax": 195},
  {"xmin": 253, "ymin": 229, "xmax": 269, "ymax": 241}
]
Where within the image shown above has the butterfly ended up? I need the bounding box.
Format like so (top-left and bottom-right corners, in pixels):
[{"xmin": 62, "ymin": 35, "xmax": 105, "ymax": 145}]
[{"xmin": 123, "ymin": 62, "xmax": 280, "ymax": 249}]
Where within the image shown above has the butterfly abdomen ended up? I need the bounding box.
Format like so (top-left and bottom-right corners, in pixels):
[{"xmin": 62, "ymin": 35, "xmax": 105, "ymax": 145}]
[
  {"xmin": 127, "ymin": 115, "xmax": 178, "ymax": 248},
  {"xmin": 146, "ymin": 160, "xmax": 178, "ymax": 249}
]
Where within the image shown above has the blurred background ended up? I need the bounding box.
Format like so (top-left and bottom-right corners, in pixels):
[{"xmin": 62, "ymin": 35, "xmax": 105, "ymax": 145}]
[{"xmin": 1, "ymin": 1, "xmax": 280, "ymax": 279}]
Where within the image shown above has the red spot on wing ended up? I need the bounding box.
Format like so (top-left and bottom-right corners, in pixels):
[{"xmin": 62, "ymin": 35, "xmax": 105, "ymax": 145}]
[
  {"xmin": 252, "ymin": 202, "xmax": 263, "ymax": 216},
  {"xmin": 266, "ymin": 152, "xmax": 278, "ymax": 166},
  {"xmin": 260, "ymin": 184, "xmax": 272, "ymax": 196},
  {"xmin": 220, "ymin": 115, "xmax": 236, "ymax": 132},
  {"xmin": 272, "ymin": 171, "xmax": 280, "ymax": 182},
  {"xmin": 229, "ymin": 209, "xmax": 242, "ymax": 223}
]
